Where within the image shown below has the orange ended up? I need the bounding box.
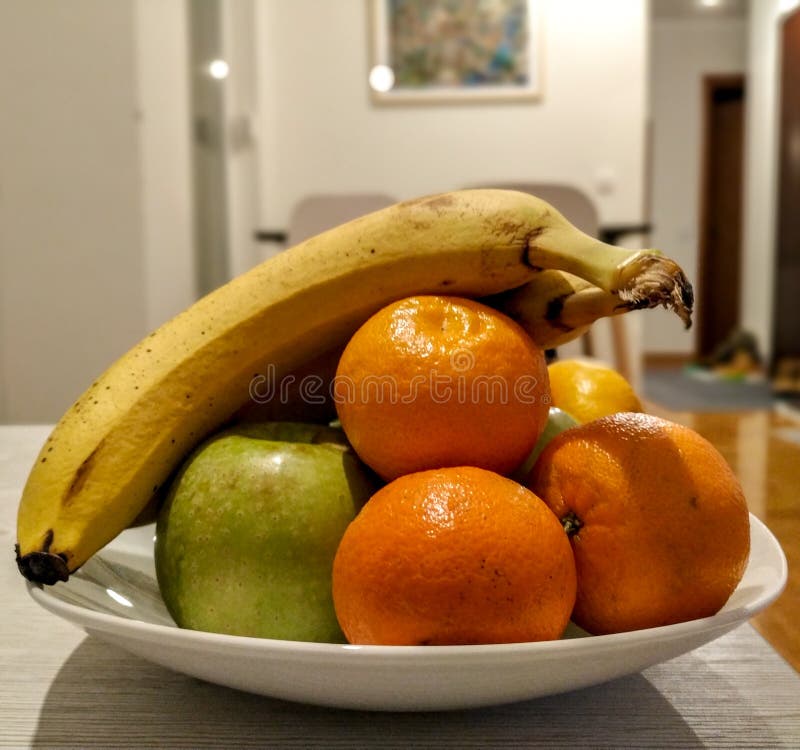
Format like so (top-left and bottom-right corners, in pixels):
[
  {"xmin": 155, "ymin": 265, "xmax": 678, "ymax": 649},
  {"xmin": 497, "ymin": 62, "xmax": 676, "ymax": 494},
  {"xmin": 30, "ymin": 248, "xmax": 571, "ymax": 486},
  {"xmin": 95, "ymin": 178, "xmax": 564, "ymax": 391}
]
[
  {"xmin": 334, "ymin": 295, "xmax": 550, "ymax": 480},
  {"xmin": 528, "ymin": 412, "xmax": 750, "ymax": 635},
  {"xmin": 547, "ymin": 358, "xmax": 642, "ymax": 423},
  {"xmin": 332, "ymin": 466, "xmax": 577, "ymax": 645}
]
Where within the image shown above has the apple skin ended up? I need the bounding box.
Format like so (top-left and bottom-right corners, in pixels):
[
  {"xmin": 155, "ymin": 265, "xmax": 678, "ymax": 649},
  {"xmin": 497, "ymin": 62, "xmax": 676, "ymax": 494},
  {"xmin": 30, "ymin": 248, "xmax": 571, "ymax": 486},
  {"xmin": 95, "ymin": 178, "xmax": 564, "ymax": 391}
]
[
  {"xmin": 511, "ymin": 407, "xmax": 580, "ymax": 483},
  {"xmin": 155, "ymin": 422, "xmax": 377, "ymax": 642}
]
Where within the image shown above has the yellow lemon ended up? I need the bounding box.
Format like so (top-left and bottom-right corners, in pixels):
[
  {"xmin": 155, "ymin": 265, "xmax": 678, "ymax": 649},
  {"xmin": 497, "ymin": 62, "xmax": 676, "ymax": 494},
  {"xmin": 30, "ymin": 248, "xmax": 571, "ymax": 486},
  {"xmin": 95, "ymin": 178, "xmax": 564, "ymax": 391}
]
[{"xmin": 547, "ymin": 359, "xmax": 643, "ymax": 423}]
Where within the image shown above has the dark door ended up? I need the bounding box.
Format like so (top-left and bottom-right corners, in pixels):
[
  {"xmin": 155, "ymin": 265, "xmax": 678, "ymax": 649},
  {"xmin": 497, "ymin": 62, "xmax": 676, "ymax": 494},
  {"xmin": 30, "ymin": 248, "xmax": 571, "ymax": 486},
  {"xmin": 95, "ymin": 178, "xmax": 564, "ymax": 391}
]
[
  {"xmin": 773, "ymin": 9, "xmax": 800, "ymax": 372},
  {"xmin": 696, "ymin": 75, "xmax": 745, "ymax": 359}
]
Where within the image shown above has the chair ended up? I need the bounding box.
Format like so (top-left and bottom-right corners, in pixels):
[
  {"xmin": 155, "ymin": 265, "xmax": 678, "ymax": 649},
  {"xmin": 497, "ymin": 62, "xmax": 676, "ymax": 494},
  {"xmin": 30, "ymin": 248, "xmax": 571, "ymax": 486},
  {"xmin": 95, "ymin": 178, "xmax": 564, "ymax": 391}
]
[
  {"xmin": 465, "ymin": 182, "xmax": 641, "ymax": 389},
  {"xmin": 286, "ymin": 193, "xmax": 398, "ymax": 246}
]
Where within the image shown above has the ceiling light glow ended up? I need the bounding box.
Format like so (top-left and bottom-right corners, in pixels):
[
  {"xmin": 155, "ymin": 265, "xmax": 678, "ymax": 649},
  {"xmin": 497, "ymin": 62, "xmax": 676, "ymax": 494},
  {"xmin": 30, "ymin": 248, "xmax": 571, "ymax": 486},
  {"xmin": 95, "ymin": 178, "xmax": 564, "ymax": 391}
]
[
  {"xmin": 208, "ymin": 59, "xmax": 230, "ymax": 80},
  {"xmin": 369, "ymin": 65, "xmax": 395, "ymax": 93}
]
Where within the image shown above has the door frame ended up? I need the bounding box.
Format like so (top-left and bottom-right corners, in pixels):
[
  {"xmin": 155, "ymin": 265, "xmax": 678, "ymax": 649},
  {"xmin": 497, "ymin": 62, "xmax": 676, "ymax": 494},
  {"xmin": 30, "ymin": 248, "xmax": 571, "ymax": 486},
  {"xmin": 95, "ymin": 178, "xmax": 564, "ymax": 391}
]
[{"xmin": 772, "ymin": 7, "xmax": 800, "ymax": 374}]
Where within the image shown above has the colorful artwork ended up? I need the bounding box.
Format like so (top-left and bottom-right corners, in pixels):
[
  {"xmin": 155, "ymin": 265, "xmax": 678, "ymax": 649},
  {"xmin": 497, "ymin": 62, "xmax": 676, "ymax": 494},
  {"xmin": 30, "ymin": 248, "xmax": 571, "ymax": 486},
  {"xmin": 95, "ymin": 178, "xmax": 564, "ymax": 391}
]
[{"xmin": 370, "ymin": 0, "xmax": 540, "ymax": 102}]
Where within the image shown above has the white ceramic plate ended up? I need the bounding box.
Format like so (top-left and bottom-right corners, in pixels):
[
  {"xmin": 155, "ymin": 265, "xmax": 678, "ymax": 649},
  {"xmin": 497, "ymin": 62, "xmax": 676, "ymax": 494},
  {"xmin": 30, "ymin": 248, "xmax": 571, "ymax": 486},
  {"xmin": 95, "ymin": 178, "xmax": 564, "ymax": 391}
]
[{"xmin": 28, "ymin": 514, "xmax": 786, "ymax": 712}]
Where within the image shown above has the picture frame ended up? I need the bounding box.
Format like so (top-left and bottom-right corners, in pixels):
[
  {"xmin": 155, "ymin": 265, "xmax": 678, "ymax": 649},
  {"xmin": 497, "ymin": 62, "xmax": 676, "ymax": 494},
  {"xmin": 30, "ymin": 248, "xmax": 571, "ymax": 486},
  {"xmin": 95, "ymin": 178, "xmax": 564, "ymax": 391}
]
[{"xmin": 368, "ymin": 0, "xmax": 542, "ymax": 104}]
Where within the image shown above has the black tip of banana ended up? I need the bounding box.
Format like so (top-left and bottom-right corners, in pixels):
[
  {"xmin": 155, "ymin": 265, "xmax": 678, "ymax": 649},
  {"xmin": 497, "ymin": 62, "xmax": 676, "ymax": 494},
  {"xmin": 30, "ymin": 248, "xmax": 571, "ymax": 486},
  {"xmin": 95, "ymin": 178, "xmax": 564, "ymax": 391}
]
[{"xmin": 15, "ymin": 544, "xmax": 70, "ymax": 585}]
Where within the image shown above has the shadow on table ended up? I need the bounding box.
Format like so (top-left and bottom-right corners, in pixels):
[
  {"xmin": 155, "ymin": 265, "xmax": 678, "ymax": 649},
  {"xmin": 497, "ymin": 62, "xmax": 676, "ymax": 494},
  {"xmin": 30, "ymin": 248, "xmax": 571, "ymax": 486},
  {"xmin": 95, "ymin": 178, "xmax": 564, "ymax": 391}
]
[{"xmin": 32, "ymin": 636, "xmax": 719, "ymax": 748}]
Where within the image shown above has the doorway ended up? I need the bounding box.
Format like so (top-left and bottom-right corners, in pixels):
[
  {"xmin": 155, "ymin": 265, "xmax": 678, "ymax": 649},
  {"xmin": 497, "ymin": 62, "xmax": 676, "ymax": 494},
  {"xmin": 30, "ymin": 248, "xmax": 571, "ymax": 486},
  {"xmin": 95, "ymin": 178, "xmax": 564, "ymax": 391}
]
[{"xmin": 696, "ymin": 74, "xmax": 745, "ymax": 360}]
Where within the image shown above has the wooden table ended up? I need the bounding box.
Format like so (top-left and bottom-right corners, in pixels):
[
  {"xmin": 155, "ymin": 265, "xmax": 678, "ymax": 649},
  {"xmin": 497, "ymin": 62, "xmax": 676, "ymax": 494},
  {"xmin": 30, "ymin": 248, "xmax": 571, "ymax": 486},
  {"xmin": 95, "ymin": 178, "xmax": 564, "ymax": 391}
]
[{"xmin": 2, "ymin": 425, "xmax": 799, "ymax": 748}]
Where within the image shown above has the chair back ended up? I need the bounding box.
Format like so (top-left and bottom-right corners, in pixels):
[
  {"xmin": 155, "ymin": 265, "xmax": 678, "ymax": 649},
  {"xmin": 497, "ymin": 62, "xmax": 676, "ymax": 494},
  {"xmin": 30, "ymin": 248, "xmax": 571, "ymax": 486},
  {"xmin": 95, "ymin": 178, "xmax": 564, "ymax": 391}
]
[{"xmin": 287, "ymin": 193, "xmax": 397, "ymax": 245}]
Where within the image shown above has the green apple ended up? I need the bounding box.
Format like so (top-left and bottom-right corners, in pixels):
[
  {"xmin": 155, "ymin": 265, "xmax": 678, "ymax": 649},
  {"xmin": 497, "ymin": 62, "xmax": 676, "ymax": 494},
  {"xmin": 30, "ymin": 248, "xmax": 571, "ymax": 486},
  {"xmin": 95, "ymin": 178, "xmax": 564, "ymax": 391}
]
[
  {"xmin": 155, "ymin": 422, "xmax": 377, "ymax": 642},
  {"xmin": 512, "ymin": 407, "xmax": 580, "ymax": 483}
]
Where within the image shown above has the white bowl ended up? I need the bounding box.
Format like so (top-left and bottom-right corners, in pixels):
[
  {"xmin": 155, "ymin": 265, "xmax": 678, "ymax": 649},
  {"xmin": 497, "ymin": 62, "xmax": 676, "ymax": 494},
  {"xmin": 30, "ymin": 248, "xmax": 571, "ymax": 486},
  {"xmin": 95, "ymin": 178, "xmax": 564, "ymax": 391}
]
[{"xmin": 28, "ymin": 514, "xmax": 786, "ymax": 712}]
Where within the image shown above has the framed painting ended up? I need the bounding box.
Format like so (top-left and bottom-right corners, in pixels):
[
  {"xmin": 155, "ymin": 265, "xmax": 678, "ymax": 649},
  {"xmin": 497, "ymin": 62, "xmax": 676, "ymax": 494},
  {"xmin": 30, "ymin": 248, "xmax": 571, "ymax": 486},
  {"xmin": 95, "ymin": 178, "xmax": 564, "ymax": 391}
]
[{"xmin": 368, "ymin": 0, "xmax": 542, "ymax": 104}]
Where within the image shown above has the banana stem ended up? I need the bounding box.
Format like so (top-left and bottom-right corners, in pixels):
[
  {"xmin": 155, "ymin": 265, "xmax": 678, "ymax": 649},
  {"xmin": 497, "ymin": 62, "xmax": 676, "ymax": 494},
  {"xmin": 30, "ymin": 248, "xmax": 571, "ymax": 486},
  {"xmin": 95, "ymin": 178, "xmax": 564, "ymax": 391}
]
[
  {"xmin": 615, "ymin": 253, "xmax": 694, "ymax": 328},
  {"xmin": 527, "ymin": 225, "xmax": 693, "ymax": 328},
  {"xmin": 558, "ymin": 285, "xmax": 630, "ymax": 329}
]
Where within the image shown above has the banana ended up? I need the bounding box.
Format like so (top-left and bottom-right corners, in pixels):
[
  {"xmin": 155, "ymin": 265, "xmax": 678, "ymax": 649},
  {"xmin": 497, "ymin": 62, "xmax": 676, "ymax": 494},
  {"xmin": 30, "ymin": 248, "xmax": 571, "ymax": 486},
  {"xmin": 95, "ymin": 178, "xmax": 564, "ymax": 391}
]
[
  {"xmin": 488, "ymin": 266, "xmax": 692, "ymax": 348},
  {"xmin": 16, "ymin": 189, "xmax": 693, "ymax": 584}
]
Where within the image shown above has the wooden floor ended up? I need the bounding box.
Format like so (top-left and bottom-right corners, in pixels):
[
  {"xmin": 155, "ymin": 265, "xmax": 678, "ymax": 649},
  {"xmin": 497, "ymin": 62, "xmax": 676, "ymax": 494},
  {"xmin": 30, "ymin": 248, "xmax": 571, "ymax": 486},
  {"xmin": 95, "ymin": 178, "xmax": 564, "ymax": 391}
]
[{"xmin": 645, "ymin": 399, "xmax": 799, "ymax": 672}]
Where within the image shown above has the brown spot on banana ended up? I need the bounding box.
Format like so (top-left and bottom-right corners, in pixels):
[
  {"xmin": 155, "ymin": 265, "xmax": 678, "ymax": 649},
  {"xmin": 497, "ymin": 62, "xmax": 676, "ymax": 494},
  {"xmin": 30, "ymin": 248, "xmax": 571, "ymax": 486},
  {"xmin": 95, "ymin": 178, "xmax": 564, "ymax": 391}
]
[
  {"xmin": 65, "ymin": 440, "xmax": 105, "ymax": 500},
  {"xmin": 544, "ymin": 294, "xmax": 569, "ymax": 323},
  {"xmin": 417, "ymin": 194, "xmax": 457, "ymax": 211}
]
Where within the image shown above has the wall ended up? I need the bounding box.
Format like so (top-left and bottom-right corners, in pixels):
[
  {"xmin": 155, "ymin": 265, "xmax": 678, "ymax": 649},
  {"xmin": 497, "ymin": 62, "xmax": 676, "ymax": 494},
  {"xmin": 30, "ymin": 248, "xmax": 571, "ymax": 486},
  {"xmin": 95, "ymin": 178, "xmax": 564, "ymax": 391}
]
[
  {"xmin": 0, "ymin": 1, "xmax": 146, "ymax": 423},
  {"xmin": 135, "ymin": 0, "xmax": 196, "ymax": 332},
  {"xmin": 647, "ymin": 16, "xmax": 747, "ymax": 355},
  {"xmin": 254, "ymin": 0, "xmax": 650, "ymax": 236},
  {"xmin": 0, "ymin": 0, "xmax": 194, "ymax": 423}
]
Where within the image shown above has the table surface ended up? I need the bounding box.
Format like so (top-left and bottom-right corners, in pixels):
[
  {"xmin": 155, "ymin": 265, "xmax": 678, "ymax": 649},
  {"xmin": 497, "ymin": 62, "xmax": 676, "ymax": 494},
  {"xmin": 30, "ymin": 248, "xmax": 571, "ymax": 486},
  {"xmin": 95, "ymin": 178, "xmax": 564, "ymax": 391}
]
[{"xmin": 2, "ymin": 424, "xmax": 799, "ymax": 749}]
